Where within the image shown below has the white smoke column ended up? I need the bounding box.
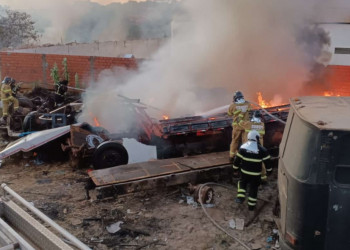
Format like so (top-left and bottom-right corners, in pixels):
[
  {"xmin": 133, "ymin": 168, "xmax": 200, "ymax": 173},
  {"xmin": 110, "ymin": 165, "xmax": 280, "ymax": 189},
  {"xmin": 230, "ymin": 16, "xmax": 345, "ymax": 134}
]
[
  {"xmin": 0, "ymin": 0, "xmax": 148, "ymax": 43},
  {"xmin": 79, "ymin": 0, "xmax": 336, "ymax": 132}
]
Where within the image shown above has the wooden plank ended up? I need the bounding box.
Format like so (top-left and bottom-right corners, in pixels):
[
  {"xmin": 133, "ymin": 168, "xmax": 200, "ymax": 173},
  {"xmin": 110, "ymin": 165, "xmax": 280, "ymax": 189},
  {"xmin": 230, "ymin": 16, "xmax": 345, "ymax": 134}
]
[
  {"xmin": 89, "ymin": 151, "xmax": 230, "ymax": 187},
  {"xmin": 95, "ymin": 164, "xmax": 233, "ymax": 199}
]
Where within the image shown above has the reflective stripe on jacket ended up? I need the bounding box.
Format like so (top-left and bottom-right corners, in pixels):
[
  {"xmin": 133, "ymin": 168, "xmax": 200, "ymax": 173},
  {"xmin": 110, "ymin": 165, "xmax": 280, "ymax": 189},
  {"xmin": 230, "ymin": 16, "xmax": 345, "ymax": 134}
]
[
  {"xmin": 233, "ymin": 144, "xmax": 272, "ymax": 175},
  {"xmin": 227, "ymin": 102, "xmax": 251, "ymax": 128},
  {"xmin": 1, "ymin": 84, "xmax": 12, "ymax": 100},
  {"xmin": 244, "ymin": 121, "xmax": 265, "ymax": 135}
]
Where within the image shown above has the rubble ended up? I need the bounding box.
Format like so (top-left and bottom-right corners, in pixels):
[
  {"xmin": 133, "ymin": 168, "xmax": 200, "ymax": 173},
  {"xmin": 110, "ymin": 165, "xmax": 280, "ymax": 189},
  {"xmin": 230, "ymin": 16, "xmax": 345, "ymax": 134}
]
[
  {"xmin": 0, "ymin": 159, "xmax": 279, "ymax": 249},
  {"xmin": 0, "ymin": 123, "xmax": 128, "ymax": 169},
  {"xmin": 106, "ymin": 221, "xmax": 123, "ymax": 234},
  {"xmin": 0, "ymin": 84, "xmax": 288, "ymax": 249}
]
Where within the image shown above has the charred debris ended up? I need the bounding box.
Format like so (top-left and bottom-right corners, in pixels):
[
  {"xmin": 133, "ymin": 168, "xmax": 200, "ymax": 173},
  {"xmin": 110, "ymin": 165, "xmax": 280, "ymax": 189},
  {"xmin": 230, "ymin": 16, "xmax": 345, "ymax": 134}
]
[{"xmin": 0, "ymin": 85, "xmax": 289, "ymax": 170}]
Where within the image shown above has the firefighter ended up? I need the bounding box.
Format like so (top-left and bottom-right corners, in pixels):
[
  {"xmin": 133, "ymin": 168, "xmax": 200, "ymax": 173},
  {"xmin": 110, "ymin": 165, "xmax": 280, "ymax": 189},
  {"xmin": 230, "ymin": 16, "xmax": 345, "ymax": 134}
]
[
  {"xmin": 233, "ymin": 130, "xmax": 272, "ymax": 211},
  {"xmin": 242, "ymin": 110, "xmax": 268, "ymax": 181},
  {"xmin": 54, "ymin": 79, "xmax": 68, "ymax": 106},
  {"xmin": 10, "ymin": 78, "xmax": 21, "ymax": 99},
  {"xmin": 227, "ymin": 91, "xmax": 251, "ymax": 162},
  {"xmin": 0, "ymin": 76, "xmax": 19, "ymax": 125}
]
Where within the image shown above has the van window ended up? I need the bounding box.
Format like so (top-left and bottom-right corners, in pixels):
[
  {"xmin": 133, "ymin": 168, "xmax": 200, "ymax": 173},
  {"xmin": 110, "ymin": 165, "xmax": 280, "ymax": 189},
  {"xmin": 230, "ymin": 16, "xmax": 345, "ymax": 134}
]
[
  {"xmin": 334, "ymin": 134, "xmax": 350, "ymax": 165},
  {"xmin": 333, "ymin": 134, "xmax": 350, "ymax": 185},
  {"xmin": 335, "ymin": 166, "xmax": 350, "ymax": 185},
  {"xmin": 282, "ymin": 115, "xmax": 318, "ymax": 180}
]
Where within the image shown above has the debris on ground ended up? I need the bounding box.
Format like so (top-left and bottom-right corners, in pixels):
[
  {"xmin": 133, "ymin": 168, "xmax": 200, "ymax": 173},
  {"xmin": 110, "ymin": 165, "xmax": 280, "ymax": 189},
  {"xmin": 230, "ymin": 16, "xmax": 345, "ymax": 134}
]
[
  {"xmin": 106, "ymin": 221, "xmax": 124, "ymax": 234},
  {"xmin": 235, "ymin": 218, "xmax": 245, "ymax": 231},
  {"xmin": 229, "ymin": 218, "xmax": 236, "ymax": 229},
  {"xmin": 0, "ymin": 160, "xmax": 279, "ymax": 249}
]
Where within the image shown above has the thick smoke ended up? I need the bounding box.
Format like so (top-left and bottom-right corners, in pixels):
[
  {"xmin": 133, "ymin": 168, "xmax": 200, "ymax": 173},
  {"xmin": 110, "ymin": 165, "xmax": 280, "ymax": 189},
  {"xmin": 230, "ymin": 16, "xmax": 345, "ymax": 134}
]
[
  {"xmin": 79, "ymin": 0, "xmax": 337, "ymax": 133},
  {"xmin": 1, "ymin": 0, "xmax": 340, "ymax": 133},
  {"xmin": 0, "ymin": 0, "xmax": 175, "ymax": 43}
]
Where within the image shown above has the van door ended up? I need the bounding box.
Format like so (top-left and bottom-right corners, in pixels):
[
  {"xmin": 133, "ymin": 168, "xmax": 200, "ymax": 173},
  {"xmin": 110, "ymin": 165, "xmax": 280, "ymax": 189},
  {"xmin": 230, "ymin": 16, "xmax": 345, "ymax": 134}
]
[{"xmin": 327, "ymin": 133, "xmax": 350, "ymax": 250}]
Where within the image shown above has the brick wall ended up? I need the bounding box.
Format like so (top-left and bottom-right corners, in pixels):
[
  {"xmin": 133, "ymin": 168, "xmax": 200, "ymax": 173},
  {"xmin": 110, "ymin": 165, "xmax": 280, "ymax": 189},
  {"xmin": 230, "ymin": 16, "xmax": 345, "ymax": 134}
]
[
  {"xmin": 326, "ymin": 65, "xmax": 350, "ymax": 95},
  {"xmin": 0, "ymin": 52, "xmax": 137, "ymax": 87}
]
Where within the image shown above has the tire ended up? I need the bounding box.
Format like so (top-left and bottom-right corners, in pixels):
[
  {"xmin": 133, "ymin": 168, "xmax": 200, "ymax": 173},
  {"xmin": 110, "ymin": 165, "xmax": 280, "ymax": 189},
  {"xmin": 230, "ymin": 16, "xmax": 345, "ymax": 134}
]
[
  {"xmin": 23, "ymin": 111, "xmax": 39, "ymax": 132},
  {"xmin": 92, "ymin": 142, "xmax": 129, "ymax": 170}
]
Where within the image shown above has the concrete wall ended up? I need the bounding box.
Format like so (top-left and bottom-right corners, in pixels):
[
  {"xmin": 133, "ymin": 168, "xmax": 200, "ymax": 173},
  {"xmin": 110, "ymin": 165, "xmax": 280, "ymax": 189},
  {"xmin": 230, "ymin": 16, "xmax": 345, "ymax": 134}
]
[
  {"xmin": 8, "ymin": 39, "xmax": 169, "ymax": 59},
  {"xmin": 0, "ymin": 52, "xmax": 137, "ymax": 87}
]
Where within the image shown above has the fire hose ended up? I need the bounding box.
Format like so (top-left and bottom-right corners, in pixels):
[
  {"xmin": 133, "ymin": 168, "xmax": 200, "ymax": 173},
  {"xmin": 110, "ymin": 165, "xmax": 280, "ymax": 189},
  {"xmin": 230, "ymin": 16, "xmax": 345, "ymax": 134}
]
[
  {"xmin": 198, "ymin": 182, "xmax": 252, "ymax": 250},
  {"xmin": 37, "ymin": 83, "xmax": 288, "ymax": 123}
]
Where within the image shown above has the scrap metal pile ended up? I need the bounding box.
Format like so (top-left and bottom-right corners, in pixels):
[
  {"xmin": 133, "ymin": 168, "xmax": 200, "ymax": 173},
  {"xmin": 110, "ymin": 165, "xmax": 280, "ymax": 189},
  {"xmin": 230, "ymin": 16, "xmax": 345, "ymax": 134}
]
[
  {"xmin": 0, "ymin": 86, "xmax": 81, "ymax": 137},
  {"xmin": 0, "ymin": 84, "xmax": 290, "ymax": 172}
]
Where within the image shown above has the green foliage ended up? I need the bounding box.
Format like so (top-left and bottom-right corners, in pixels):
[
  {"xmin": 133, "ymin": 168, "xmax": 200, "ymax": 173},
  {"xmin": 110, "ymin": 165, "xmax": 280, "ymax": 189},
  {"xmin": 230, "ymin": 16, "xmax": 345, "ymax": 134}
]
[
  {"xmin": 62, "ymin": 58, "xmax": 69, "ymax": 81},
  {"xmin": 50, "ymin": 63, "xmax": 59, "ymax": 84},
  {"xmin": 0, "ymin": 9, "xmax": 40, "ymax": 48}
]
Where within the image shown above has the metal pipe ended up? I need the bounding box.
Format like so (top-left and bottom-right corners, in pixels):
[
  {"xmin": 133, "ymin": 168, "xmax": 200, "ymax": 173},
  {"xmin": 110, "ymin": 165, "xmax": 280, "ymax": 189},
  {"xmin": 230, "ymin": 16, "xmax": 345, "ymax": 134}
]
[
  {"xmin": 1, "ymin": 183, "xmax": 91, "ymax": 250},
  {"xmin": 0, "ymin": 218, "xmax": 35, "ymax": 250}
]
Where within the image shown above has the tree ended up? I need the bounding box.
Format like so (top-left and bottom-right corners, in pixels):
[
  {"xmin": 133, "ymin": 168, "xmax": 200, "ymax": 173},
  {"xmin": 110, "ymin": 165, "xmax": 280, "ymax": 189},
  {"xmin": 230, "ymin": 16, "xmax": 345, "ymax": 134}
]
[{"xmin": 0, "ymin": 9, "xmax": 40, "ymax": 48}]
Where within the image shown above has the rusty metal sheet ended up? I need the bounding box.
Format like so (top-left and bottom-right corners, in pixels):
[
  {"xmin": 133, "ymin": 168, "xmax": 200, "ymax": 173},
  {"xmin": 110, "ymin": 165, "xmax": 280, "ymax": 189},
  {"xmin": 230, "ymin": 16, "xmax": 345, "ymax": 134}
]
[
  {"xmin": 89, "ymin": 151, "xmax": 230, "ymax": 187},
  {"xmin": 70, "ymin": 125, "xmax": 91, "ymax": 147}
]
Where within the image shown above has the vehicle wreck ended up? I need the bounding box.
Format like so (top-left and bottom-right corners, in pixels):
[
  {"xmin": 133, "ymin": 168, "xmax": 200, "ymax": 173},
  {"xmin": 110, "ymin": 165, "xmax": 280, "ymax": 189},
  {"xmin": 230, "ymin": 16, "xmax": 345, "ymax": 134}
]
[{"xmin": 0, "ymin": 123, "xmax": 129, "ymax": 169}]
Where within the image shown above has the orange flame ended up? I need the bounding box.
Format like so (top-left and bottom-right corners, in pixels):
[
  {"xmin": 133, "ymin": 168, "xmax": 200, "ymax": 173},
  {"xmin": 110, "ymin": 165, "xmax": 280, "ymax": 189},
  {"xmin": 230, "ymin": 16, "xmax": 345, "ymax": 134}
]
[
  {"xmin": 257, "ymin": 92, "xmax": 271, "ymax": 108},
  {"xmin": 93, "ymin": 117, "xmax": 101, "ymax": 127},
  {"xmin": 88, "ymin": 111, "xmax": 101, "ymax": 126},
  {"xmin": 323, "ymin": 91, "xmax": 340, "ymax": 97},
  {"xmin": 162, "ymin": 115, "xmax": 169, "ymax": 120}
]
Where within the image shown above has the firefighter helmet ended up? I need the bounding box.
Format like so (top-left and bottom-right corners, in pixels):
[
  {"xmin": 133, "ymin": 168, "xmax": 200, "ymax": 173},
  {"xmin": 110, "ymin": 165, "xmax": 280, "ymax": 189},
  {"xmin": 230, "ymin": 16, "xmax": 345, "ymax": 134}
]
[
  {"xmin": 2, "ymin": 76, "xmax": 11, "ymax": 84},
  {"xmin": 247, "ymin": 130, "xmax": 260, "ymax": 142},
  {"xmin": 233, "ymin": 91, "xmax": 244, "ymax": 102}
]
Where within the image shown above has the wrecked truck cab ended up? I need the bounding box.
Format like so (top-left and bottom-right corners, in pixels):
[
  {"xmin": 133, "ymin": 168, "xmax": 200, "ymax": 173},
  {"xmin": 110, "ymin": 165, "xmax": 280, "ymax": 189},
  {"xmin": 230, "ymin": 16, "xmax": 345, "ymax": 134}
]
[
  {"xmin": 278, "ymin": 96, "xmax": 350, "ymax": 250},
  {"xmin": 0, "ymin": 123, "xmax": 129, "ymax": 169}
]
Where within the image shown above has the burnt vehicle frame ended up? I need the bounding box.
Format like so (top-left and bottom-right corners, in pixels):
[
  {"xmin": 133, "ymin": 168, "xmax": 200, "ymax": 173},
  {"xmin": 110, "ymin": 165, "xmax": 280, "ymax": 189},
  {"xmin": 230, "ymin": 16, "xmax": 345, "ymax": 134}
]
[
  {"xmin": 154, "ymin": 104, "xmax": 289, "ymax": 159},
  {"xmin": 0, "ymin": 123, "xmax": 129, "ymax": 170}
]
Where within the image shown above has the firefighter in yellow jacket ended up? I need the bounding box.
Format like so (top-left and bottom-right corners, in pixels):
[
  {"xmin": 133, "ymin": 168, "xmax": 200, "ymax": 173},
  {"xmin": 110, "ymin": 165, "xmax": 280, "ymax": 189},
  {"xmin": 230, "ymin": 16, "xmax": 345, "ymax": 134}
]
[
  {"xmin": 227, "ymin": 91, "xmax": 251, "ymax": 162},
  {"xmin": 242, "ymin": 110, "xmax": 268, "ymax": 181},
  {"xmin": 0, "ymin": 76, "xmax": 19, "ymax": 124}
]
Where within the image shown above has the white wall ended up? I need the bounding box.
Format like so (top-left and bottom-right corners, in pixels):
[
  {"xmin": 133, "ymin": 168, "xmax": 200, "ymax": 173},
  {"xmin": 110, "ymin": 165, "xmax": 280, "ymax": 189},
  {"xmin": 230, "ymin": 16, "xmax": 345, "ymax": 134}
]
[
  {"xmin": 9, "ymin": 39, "xmax": 169, "ymax": 59},
  {"xmin": 322, "ymin": 24, "xmax": 350, "ymax": 66}
]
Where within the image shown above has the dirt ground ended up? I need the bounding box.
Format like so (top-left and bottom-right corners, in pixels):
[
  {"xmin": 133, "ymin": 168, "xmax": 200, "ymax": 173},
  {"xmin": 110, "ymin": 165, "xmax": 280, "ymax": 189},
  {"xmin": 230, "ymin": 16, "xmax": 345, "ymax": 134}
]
[{"xmin": 0, "ymin": 156, "xmax": 280, "ymax": 250}]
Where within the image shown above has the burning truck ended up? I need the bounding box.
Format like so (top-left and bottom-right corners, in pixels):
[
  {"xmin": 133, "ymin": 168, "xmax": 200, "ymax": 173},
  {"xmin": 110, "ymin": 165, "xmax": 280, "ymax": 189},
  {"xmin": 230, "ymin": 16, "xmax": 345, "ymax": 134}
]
[{"xmin": 0, "ymin": 91, "xmax": 290, "ymax": 169}]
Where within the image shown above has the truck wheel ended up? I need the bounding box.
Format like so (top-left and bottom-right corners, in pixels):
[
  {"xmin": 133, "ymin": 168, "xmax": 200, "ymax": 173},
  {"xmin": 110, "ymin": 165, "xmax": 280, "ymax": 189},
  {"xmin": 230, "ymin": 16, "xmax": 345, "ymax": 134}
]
[{"xmin": 92, "ymin": 142, "xmax": 128, "ymax": 170}]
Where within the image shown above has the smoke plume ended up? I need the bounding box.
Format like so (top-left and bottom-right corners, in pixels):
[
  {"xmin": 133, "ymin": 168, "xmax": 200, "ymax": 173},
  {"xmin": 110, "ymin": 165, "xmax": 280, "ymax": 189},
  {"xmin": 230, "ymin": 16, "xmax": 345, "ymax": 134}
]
[
  {"xmin": 78, "ymin": 0, "xmax": 340, "ymax": 133},
  {"xmin": 2, "ymin": 0, "xmax": 341, "ymax": 133},
  {"xmin": 0, "ymin": 0, "xmax": 175, "ymax": 43}
]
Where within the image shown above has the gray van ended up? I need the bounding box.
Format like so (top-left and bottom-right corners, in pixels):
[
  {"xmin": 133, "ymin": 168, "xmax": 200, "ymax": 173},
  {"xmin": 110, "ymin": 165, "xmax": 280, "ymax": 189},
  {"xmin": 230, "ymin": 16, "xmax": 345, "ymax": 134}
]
[{"xmin": 277, "ymin": 96, "xmax": 350, "ymax": 250}]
